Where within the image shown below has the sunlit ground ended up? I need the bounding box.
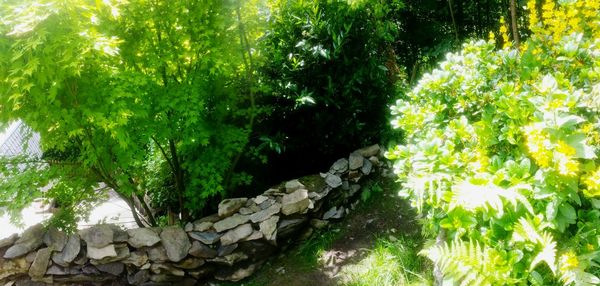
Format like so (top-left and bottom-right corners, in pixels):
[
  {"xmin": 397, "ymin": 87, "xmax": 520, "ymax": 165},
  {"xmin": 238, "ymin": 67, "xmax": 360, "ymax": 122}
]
[{"xmin": 0, "ymin": 190, "xmax": 137, "ymax": 239}]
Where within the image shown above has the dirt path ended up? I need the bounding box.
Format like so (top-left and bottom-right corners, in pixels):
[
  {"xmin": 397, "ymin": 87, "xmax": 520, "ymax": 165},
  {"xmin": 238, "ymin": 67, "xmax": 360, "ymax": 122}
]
[{"xmin": 227, "ymin": 178, "xmax": 428, "ymax": 286}]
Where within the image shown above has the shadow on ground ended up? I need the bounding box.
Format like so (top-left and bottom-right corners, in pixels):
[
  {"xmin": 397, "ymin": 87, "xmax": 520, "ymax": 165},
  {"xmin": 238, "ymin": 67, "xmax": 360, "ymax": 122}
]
[{"xmin": 221, "ymin": 177, "xmax": 430, "ymax": 286}]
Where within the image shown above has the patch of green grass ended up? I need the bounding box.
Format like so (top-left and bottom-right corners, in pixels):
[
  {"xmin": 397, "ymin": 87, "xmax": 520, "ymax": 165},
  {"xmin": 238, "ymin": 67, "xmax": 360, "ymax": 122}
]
[
  {"xmin": 295, "ymin": 227, "xmax": 343, "ymax": 269},
  {"xmin": 340, "ymin": 235, "xmax": 432, "ymax": 286}
]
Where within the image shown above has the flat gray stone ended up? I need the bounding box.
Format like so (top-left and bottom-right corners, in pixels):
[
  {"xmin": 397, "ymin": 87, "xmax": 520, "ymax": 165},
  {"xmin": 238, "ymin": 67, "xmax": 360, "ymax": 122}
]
[
  {"xmin": 189, "ymin": 241, "xmax": 217, "ymax": 258},
  {"xmin": 260, "ymin": 216, "xmax": 279, "ymax": 241},
  {"xmin": 361, "ymin": 158, "xmax": 373, "ymax": 175},
  {"xmin": 281, "ymin": 189, "xmax": 310, "ymax": 215},
  {"xmin": 127, "ymin": 228, "xmax": 161, "ymax": 248},
  {"xmin": 193, "ymin": 221, "xmax": 213, "ymax": 232},
  {"xmin": 357, "ymin": 144, "xmax": 380, "ymax": 157},
  {"xmin": 46, "ymin": 265, "xmax": 68, "ymax": 275},
  {"xmin": 29, "ymin": 247, "xmax": 52, "ymax": 279},
  {"xmin": 43, "ymin": 226, "xmax": 67, "ymax": 252},
  {"xmin": 4, "ymin": 224, "xmax": 45, "ymax": 259},
  {"xmin": 87, "ymin": 244, "xmax": 117, "ymax": 260},
  {"xmin": 349, "ymin": 152, "xmax": 364, "ymax": 170},
  {"xmin": 249, "ymin": 203, "xmax": 281, "ymax": 223},
  {"xmin": 242, "ymin": 230, "xmax": 264, "ymax": 241},
  {"xmin": 90, "ymin": 243, "xmax": 129, "ymax": 264},
  {"xmin": 331, "ymin": 158, "xmax": 349, "ymax": 173},
  {"xmin": 285, "ymin": 179, "xmax": 305, "ymax": 193},
  {"xmin": 218, "ymin": 198, "xmax": 248, "ymax": 217},
  {"xmin": 123, "ymin": 250, "xmax": 148, "ymax": 267},
  {"xmin": 151, "ymin": 263, "xmax": 185, "ymax": 276},
  {"xmin": 325, "ymin": 174, "xmax": 343, "ymax": 188},
  {"xmin": 220, "ymin": 224, "xmax": 253, "ymax": 246},
  {"xmin": 147, "ymin": 245, "xmax": 168, "ymax": 262},
  {"xmin": 80, "ymin": 225, "xmax": 114, "ymax": 248},
  {"xmin": 253, "ymin": 195, "xmax": 269, "ymax": 205},
  {"xmin": 323, "ymin": 207, "xmax": 338, "ymax": 220},
  {"xmin": 213, "ymin": 214, "xmax": 250, "ymax": 232},
  {"xmin": 97, "ymin": 261, "xmax": 125, "ymax": 276},
  {"xmin": 189, "ymin": 231, "xmax": 221, "ymax": 245},
  {"xmin": 160, "ymin": 226, "xmax": 191, "ymax": 262},
  {"xmin": 174, "ymin": 257, "xmax": 205, "ymax": 269},
  {"xmin": 56, "ymin": 234, "xmax": 80, "ymax": 265},
  {"xmin": 108, "ymin": 224, "xmax": 128, "ymax": 242}
]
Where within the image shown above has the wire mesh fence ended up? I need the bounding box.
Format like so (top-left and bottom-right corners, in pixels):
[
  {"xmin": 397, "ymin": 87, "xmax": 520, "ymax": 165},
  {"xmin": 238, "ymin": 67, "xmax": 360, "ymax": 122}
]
[{"xmin": 0, "ymin": 120, "xmax": 42, "ymax": 158}]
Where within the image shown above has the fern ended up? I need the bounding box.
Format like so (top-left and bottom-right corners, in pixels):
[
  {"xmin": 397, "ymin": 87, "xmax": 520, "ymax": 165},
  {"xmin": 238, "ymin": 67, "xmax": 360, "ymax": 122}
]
[
  {"xmin": 448, "ymin": 181, "xmax": 534, "ymax": 217},
  {"xmin": 512, "ymin": 217, "xmax": 557, "ymax": 274},
  {"xmin": 420, "ymin": 239, "xmax": 515, "ymax": 286}
]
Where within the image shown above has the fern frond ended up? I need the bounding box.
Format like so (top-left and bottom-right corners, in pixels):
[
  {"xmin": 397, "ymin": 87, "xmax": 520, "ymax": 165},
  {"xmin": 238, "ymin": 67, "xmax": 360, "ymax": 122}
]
[
  {"xmin": 421, "ymin": 239, "xmax": 514, "ymax": 286},
  {"xmin": 449, "ymin": 181, "xmax": 534, "ymax": 216}
]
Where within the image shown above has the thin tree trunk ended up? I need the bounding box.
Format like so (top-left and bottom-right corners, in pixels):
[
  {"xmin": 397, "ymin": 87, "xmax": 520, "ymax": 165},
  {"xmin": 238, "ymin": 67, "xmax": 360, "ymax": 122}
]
[
  {"xmin": 447, "ymin": 0, "xmax": 459, "ymax": 42},
  {"xmin": 510, "ymin": 0, "xmax": 520, "ymax": 47}
]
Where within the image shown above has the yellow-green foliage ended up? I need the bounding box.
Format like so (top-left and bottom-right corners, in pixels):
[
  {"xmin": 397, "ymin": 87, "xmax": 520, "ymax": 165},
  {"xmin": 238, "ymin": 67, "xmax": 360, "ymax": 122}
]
[{"xmin": 389, "ymin": 1, "xmax": 600, "ymax": 285}]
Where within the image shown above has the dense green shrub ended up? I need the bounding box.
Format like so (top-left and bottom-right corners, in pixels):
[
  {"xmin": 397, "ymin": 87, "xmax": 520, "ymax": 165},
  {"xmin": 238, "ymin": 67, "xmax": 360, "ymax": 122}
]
[
  {"xmin": 258, "ymin": 0, "xmax": 403, "ymax": 175},
  {"xmin": 388, "ymin": 1, "xmax": 600, "ymax": 284}
]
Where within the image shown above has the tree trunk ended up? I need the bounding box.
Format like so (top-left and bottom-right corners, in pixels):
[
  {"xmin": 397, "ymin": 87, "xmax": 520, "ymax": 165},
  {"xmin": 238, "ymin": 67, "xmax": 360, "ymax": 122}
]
[
  {"xmin": 447, "ymin": 0, "xmax": 459, "ymax": 42},
  {"xmin": 510, "ymin": 0, "xmax": 520, "ymax": 47}
]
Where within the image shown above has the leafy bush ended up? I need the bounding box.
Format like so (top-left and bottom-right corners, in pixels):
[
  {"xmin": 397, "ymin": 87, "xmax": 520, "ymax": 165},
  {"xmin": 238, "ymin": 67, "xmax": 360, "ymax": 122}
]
[
  {"xmin": 258, "ymin": 0, "xmax": 403, "ymax": 174},
  {"xmin": 388, "ymin": 1, "xmax": 600, "ymax": 284}
]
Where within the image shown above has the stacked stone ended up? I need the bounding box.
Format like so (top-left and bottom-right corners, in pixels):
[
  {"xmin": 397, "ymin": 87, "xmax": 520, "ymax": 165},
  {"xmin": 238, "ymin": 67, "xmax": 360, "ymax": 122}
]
[{"xmin": 0, "ymin": 144, "xmax": 383, "ymax": 285}]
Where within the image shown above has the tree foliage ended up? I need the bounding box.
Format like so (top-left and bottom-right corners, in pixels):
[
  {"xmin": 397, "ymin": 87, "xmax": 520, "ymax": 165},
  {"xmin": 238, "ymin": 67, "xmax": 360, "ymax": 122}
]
[
  {"xmin": 0, "ymin": 0, "xmax": 262, "ymax": 228},
  {"xmin": 389, "ymin": 1, "xmax": 600, "ymax": 284}
]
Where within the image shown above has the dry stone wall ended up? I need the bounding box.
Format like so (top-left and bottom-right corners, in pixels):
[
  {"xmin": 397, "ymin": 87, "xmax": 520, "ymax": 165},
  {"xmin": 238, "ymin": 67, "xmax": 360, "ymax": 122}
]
[{"xmin": 0, "ymin": 145, "xmax": 385, "ymax": 285}]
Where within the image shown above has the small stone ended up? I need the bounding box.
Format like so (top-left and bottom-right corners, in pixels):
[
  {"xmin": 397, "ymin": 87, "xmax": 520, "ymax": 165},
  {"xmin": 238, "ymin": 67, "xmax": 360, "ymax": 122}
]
[
  {"xmin": 348, "ymin": 170, "xmax": 361, "ymax": 180},
  {"xmin": 323, "ymin": 207, "xmax": 337, "ymax": 220},
  {"xmin": 332, "ymin": 207, "xmax": 345, "ymax": 219},
  {"xmin": 253, "ymin": 195, "xmax": 269, "ymax": 205},
  {"xmin": 281, "ymin": 189, "xmax": 310, "ymax": 215},
  {"xmin": 25, "ymin": 250, "xmax": 37, "ymax": 263},
  {"xmin": 127, "ymin": 228, "xmax": 161, "ymax": 248},
  {"xmin": 218, "ymin": 198, "xmax": 248, "ymax": 217},
  {"xmin": 189, "ymin": 232, "xmax": 221, "ymax": 245},
  {"xmin": 249, "ymin": 203, "xmax": 281, "ymax": 223},
  {"xmin": 29, "ymin": 247, "xmax": 52, "ymax": 279},
  {"xmin": 217, "ymin": 243, "xmax": 238, "ymax": 256},
  {"xmin": 369, "ymin": 156, "xmax": 380, "ymax": 166},
  {"xmin": 87, "ymin": 244, "xmax": 117, "ymax": 260},
  {"xmin": 193, "ymin": 221, "xmax": 213, "ymax": 232},
  {"xmin": 189, "ymin": 241, "xmax": 217, "ymax": 258},
  {"xmin": 108, "ymin": 224, "xmax": 128, "ymax": 242},
  {"xmin": 214, "ymin": 262, "xmax": 259, "ymax": 282},
  {"xmin": 174, "ymin": 257, "xmax": 205, "ymax": 269},
  {"xmin": 46, "ymin": 265, "xmax": 68, "ymax": 275},
  {"xmin": 96, "ymin": 262, "xmax": 124, "ymax": 276},
  {"xmin": 43, "ymin": 226, "xmax": 67, "ymax": 252},
  {"xmin": 325, "ymin": 174, "xmax": 342, "ymax": 188},
  {"xmin": 128, "ymin": 269, "xmax": 150, "ymax": 285},
  {"xmin": 160, "ymin": 226, "xmax": 191, "ymax": 262},
  {"xmin": 147, "ymin": 245, "xmax": 168, "ymax": 262},
  {"xmin": 349, "ymin": 152, "xmax": 364, "ymax": 170},
  {"xmin": 54, "ymin": 234, "xmax": 80, "ymax": 265},
  {"xmin": 82, "ymin": 265, "xmax": 100, "ymax": 274},
  {"xmin": 184, "ymin": 222, "xmax": 193, "ymax": 232},
  {"xmin": 213, "ymin": 214, "xmax": 250, "ymax": 232},
  {"xmin": 209, "ymin": 252, "xmax": 248, "ymax": 266},
  {"xmin": 361, "ymin": 158, "xmax": 373, "ymax": 175},
  {"xmin": 238, "ymin": 207, "xmax": 254, "ymax": 215},
  {"xmin": 242, "ymin": 230, "xmax": 264, "ymax": 242},
  {"xmin": 123, "ymin": 250, "xmax": 148, "ymax": 267},
  {"xmin": 357, "ymin": 144, "xmax": 380, "ymax": 157},
  {"xmin": 260, "ymin": 216, "xmax": 279, "ymax": 241},
  {"xmin": 151, "ymin": 263, "xmax": 184, "ymax": 276},
  {"xmin": 220, "ymin": 224, "xmax": 253, "ymax": 246},
  {"xmin": 80, "ymin": 225, "xmax": 114, "ymax": 248},
  {"xmin": 331, "ymin": 158, "xmax": 349, "ymax": 173},
  {"xmin": 285, "ymin": 179, "xmax": 305, "ymax": 193},
  {"xmin": 90, "ymin": 243, "xmax": 129, "ymax": 264}
]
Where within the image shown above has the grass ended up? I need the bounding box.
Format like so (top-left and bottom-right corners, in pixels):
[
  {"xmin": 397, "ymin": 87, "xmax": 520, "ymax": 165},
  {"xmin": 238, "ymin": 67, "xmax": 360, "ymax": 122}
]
[{"xmin": 339, "ymin": 235, "xmax": 432, "ymax": 286}]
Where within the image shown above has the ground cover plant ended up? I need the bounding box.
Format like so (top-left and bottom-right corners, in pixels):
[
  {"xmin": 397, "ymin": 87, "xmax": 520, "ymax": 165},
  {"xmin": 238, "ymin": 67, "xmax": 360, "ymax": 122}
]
[{"xmin": 388, "ymin": 1, "xmax": 600, "ymax": 285}]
